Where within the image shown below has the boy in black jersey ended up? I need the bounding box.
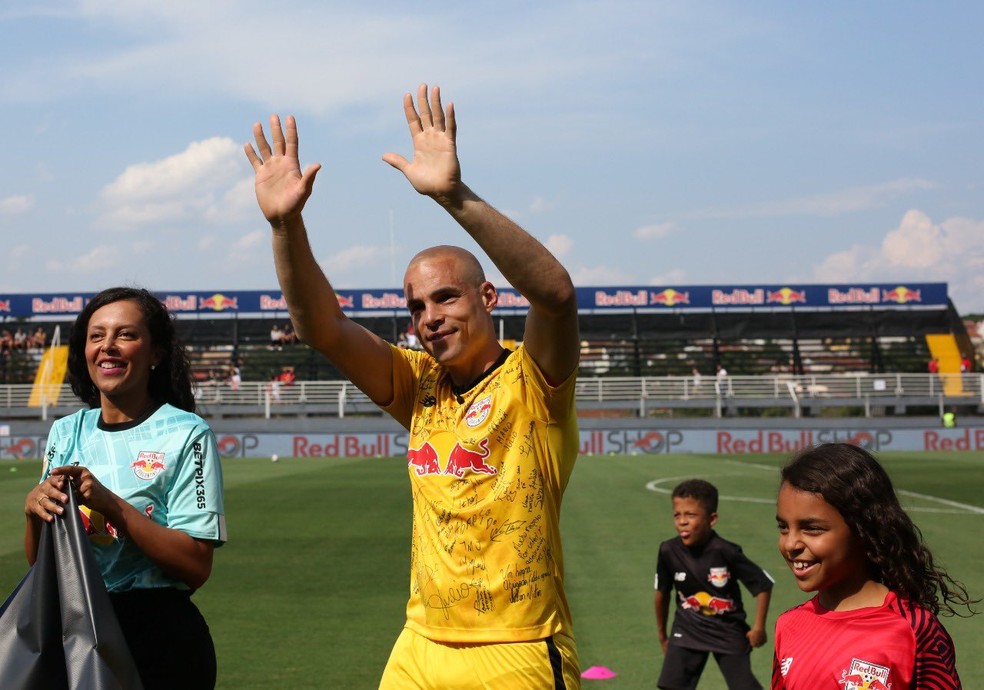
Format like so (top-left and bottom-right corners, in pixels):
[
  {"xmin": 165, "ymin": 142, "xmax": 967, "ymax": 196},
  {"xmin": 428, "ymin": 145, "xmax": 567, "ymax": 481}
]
[{"xmin": 655, "ymin": 480, "xmax": 773, "ymax": 690}]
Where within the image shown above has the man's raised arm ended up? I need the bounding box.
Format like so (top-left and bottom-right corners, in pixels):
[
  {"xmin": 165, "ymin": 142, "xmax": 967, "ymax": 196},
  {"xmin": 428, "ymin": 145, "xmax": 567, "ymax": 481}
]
[
  {"xmin": 245, "ymin": 115, "xmax": 394, "ymax": 404},
  {"xmin": 383, "ymin": 85, "xmax": 579, "ymax": 386}
]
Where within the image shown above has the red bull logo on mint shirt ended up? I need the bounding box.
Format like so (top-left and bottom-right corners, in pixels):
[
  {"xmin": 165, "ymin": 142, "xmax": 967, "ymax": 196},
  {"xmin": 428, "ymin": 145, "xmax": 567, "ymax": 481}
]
[{"xmin": 131, "ymin": 450, "xmax": 166, "ymax": 480}]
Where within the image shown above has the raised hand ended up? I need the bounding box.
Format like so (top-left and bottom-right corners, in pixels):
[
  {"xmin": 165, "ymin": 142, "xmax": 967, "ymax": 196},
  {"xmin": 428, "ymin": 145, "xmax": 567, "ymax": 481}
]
[
  {"xmin": 245, "ymin": 115, "xmax": 322, "ymax": 226},
  {"xmin": 382, "ymin": 84, "xmax": 461, "ymax": 199}
]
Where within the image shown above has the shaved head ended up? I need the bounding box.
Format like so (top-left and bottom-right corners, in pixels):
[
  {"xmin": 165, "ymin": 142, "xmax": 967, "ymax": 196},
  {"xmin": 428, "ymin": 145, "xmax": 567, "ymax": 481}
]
[{"xmin": 406, "ymin": 245, "xmax": 486, "ymax": 289}]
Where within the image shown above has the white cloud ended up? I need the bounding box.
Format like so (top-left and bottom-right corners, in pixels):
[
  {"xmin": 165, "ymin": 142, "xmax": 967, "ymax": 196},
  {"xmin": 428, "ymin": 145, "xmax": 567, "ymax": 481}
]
[
  {"xmin": 1, "ymin": 195, "xmax": 34, "ymax": 215},
  {"xmin": 813, "ymin": 209, "xmax": 984, "ymax": 311},
  {"xmin": 692, "ymin": 179, "xmax": 937, "ymax": 220},
  {"xmin": 324, "ymin": 244, "xmax": 389, "ymax": 277},
  {"xmin": 571, "ymin": 264, "xmax": 634, "ymax": 286},
  {"xmin": 73, "ymin": 245, "xmax": 122, "ymax": 272},
  {"xmin": 648, "ymin": 269, "xmax": 687, "ymax": 285},
  {"xmin": 545, "ymin": 234, "xmax": 573, "ymax": 257},
  {"xmin": 529, "ymin": 196, "xmax": 552, "ymax": 214},
  {"xmin": 98, "ymin": 137, "xmax": 246, "ymax": 228},
  {"xmin": 633, "ymin": 222, "xmax": 677, "ymax": 240}
]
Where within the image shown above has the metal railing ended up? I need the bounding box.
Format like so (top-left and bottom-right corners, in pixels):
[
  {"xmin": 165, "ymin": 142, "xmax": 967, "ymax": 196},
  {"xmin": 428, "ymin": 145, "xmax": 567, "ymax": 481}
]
[{"xmin": 2, "ymin": 373, "xmax": 981, "ymax": 420}]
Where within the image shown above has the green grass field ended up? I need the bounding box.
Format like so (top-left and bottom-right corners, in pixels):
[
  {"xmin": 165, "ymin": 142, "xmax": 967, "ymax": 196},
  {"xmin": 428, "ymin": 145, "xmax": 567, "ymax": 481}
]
[{"xmin": 2, "ymin": 451, "xmax": 982, "ymax": 689}]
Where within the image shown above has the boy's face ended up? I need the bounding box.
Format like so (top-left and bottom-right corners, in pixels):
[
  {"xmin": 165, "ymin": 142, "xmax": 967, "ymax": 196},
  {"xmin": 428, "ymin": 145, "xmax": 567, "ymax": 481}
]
[{"xmin": 672, "ymin": 496, "xmax": 717, "ymax": 548}]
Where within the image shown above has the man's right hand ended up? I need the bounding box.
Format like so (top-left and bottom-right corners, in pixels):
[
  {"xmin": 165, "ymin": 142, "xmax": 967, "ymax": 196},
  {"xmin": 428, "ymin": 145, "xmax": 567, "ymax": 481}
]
[{"xmin": 245, "ymin": 114, "xmax": 322, "ymax": 227}]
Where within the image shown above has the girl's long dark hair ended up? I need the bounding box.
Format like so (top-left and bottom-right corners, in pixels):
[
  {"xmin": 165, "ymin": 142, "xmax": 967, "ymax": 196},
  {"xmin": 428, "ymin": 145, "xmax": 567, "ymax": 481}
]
[
  {"xmin": 67, "ymin": 287, "xmax": 195, "ymax": 413},
  {"xmin": 782, "ymin": 443, "xmax": 976, "ymax": 616}
]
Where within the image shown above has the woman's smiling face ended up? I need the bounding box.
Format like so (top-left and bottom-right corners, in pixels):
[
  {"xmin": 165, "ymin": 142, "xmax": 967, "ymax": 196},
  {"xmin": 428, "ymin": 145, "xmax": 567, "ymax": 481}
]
[{"xmin": 84, "ymin": 299, "xmax": 159, "ymax": 409}]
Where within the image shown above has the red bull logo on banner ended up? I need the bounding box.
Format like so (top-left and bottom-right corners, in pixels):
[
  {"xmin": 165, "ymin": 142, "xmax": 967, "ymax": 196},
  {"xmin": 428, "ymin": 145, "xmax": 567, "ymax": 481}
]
[
  {"xmin": 840, "ymin": 658, "xmax": 891, "ymax": 690},
  {"xmin": 766, "ymin": 287, "xmax": 807, "ymax": 305},
  {"xmin": 131, "ymin": 450, "xmax": 166, "ymax": 480},
  {"xmin": 680, "ymin": 591, "xmax": 734, "ymax": 616},
  {"xmin": 881, "ymin": 285, "xmax": 921, "ymax": 304},
  {"xmin": 0, "ymin": 299, "xmax": 10, "ymax": 312},
  {"xmin": 650, "ymin": 289, "xmax": 690, "ymax": 307},
  {"xmin": 336, "ymin": 294, "xmax": 355, "ymax": 308},
  {"xmin": 199, "ymin": 293, "xmax": 238, "ymax": 311},
  {"xmin": 407, "ymin": 438, "xmax": 497, "ymax": 478}
]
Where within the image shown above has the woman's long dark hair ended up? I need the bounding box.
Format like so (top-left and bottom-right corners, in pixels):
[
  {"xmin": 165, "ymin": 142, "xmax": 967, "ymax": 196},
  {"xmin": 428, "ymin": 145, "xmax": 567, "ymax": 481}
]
[
  {"xmin": 67, "ymin": 287, "xmax": 195, "ymax": 412},
  {"xmin": 782, "ymin": 443, "xmax": 975, "ymax": 616}
]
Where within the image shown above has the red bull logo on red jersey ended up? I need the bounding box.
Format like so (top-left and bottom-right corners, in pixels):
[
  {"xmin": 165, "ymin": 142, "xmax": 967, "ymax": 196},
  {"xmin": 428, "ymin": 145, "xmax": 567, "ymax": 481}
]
[
  {"xmin": 131, "ymin": 450, "xmax": 166, "ymax": 480},
  {"xmin": 840, "ymin": 658, "xmax": 891, "ymax": 689}
]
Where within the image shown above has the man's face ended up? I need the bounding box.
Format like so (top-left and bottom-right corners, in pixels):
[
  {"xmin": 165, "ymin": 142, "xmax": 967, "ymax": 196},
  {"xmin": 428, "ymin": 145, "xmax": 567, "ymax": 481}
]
[{"xmin": 404, "ymin": 254, "xmax": 496, "ymax": 381}]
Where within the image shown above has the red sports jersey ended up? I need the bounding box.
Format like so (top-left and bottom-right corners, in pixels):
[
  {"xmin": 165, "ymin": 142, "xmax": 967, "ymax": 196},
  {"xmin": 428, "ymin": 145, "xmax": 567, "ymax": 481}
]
[{"xmin": 772, "ymin": 591, "xmax": 960, "ymax": 689}]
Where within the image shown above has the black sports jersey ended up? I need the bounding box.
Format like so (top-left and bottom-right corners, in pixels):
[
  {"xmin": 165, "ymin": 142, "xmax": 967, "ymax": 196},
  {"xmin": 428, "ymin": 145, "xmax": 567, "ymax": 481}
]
[{"xmin": 655, "ymin": 531, "xmax": 774, "ymax": 654}]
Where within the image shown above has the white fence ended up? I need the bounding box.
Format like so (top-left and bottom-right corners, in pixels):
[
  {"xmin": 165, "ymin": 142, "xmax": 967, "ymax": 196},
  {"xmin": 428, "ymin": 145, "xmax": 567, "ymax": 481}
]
[{"xmin": 3, "ymin": 373, "xmax": 981, "ymax": 420}]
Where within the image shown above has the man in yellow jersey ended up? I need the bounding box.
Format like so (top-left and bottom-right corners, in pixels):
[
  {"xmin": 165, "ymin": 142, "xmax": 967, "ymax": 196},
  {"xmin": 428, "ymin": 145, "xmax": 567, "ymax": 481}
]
[{"xmin": 245, "ymin": 84, "xmax": 581, "ymax": 689}]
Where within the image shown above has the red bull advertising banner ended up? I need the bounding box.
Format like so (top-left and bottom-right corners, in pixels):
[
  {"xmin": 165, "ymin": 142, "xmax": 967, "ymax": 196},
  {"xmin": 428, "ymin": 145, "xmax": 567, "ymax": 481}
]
[
  {"xmin": 5, "ymin": 426, "xmax": 984, "ymax": 460},
  {"xmin": 0, "ymin": 282, "xmax": 947, "ymax": 318}
]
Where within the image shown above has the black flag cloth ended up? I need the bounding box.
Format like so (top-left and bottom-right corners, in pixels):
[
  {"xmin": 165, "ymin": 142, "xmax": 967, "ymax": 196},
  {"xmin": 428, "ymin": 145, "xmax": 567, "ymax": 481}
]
[{"xmin": 0, "ymin": 486, "xmax": 143, "ymax": 689}]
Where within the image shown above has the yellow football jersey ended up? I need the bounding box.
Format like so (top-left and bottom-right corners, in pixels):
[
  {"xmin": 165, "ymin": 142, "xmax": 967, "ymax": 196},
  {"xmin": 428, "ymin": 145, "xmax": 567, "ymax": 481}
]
[{"xmin": 385, "ymin": 344, "xmax": 578, "ymax": 643}]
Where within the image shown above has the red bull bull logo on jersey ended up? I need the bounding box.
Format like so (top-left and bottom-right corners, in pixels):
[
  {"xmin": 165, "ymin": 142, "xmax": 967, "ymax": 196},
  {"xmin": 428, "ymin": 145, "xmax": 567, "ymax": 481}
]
[
  {"xmin": 406, "ymin": 438, "xmax": 498, "ymax": 478},
  {"xmin": 708, "ymin": 567, "xmax": 730, "ymax": 587},
  {"xmin": 840, "ymin": 658, "xmax": 891, "ymax": 690},
  {"xmin": 131, "ymin": 450, "xmax": 166, "ymax": 480},
  {"xmin": 680, "ymin": 590, "xmax": 734, "ymax": 615},
  {"xmin": 464, "ymin": 395, "xmax": 493, "ymax": 428}
]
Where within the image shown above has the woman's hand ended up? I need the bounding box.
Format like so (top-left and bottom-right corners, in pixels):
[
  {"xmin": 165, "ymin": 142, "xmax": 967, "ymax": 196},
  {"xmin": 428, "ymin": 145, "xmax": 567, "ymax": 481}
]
[{"xmin": 25, "ymin": 474, "xmax": 68, "ymax": 522}]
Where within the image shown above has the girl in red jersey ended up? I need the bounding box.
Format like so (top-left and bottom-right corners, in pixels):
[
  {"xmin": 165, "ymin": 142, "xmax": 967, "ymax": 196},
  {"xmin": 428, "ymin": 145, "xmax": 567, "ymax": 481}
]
[{"xmin": 772, "ymin": 443, "xmax": 976, "ymax": 690}]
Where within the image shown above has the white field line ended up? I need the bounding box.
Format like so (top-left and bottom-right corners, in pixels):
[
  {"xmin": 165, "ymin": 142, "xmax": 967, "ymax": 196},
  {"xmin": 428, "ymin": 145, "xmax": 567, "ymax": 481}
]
[{"xmin": 646, "ymin": 463, "xmax": 984, "ymax": 514}]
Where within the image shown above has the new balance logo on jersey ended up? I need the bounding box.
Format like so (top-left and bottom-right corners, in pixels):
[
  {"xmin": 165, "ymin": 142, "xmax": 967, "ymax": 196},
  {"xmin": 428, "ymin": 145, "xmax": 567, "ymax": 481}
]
[{"xmin": 779, "ymin": 657, "xmax": 793, "ymax": 677}]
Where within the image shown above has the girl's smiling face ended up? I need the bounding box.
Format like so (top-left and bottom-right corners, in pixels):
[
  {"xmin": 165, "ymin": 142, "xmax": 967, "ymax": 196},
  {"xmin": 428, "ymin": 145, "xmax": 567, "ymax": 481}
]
[{"xmin": 776, "ymin": 482, "xmax": 870, "ymax": 609}]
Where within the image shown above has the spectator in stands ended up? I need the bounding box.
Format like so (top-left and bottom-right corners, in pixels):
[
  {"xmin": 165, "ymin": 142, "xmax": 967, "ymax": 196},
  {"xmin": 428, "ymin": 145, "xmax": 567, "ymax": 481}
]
[
  {"xmin": 960, "ymin": 353, "xmax": 972, "ymax": 373},
  {"xmin": 13, "ymin": 327, "xmax": 28, "ymax": 350},
  {"xmin": 0, "ymin": 329, "xmax": 12, "ymax": 353},
  {"xmin": 228, "ymin": 361, "xmax": 242, "ymax": 391},
  {"xmin": 278, "ymin": 365, "xmax": 296, "ymax": 386},
  {"xmin": 716, "ymin": 363, "xmax": 728, "ymax": 380},
  {"xmin": 31, "ymin": 326, "xmax": 47, "ymax": 351},
  {"xmin": 269, "ymin": 323, "xmax": 283, "ymax": 349},
  {"xmin": 246, "ymin": 83, "xmax": 581, "ymax": 687},
  {"xmin": 281, "ymin": 322, "xmax": 298, "ymax": 345},
  {"xmin": 691, "ymin": 367, "xmax": 702, "ymax": 391},
  {"xmin": 927, "ymin": 357, "xmax": 939, "ymax": 375}
]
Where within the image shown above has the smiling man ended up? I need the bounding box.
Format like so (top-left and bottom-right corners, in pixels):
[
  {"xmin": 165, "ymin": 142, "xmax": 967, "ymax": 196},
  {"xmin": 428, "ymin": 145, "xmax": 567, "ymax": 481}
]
[{"xmin": 246, "ymin": 84, "xmax": 581, "ymax": 689}]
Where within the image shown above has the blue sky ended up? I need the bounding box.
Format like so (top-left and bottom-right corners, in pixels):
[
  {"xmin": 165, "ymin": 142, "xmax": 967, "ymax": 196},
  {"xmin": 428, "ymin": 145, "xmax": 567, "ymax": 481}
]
[{"xmin": 2, "ymin": 2, "xmax": 983, "ymax": 311}]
